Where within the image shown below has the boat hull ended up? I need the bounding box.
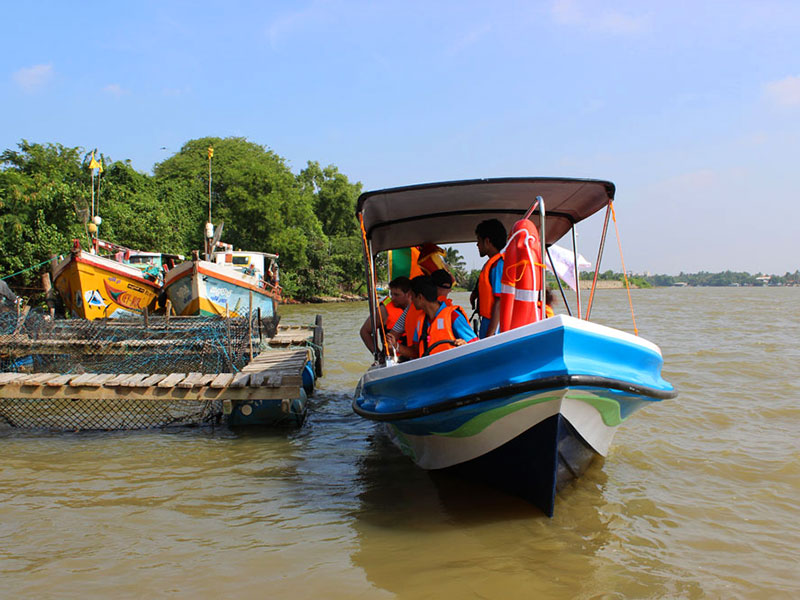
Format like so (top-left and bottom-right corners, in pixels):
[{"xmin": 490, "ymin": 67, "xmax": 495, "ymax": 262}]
[
  {"xmin": 52, "ymin": 251, "xmax": 160, "ymax": 320},
  {"xmin": 446, "ymin": 414, "xmax": 596, "ymax": 517},
  {"xmin": 163, "ymin": 260, "xmax": 277, "ymax": 318},
  {"xmin": 354, "ymin": 315, "xmax": 676, "ymax": 515}
]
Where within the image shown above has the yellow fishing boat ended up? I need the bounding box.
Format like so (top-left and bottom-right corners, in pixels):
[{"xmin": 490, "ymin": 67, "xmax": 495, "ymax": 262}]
[{"xmin": 53, "ymin": 239, "xmax": 161, "ymax": 320}]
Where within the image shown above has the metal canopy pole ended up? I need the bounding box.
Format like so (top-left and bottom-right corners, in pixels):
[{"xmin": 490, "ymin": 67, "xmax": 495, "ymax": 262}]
[
  {"xmin": 537, "ymin": 196, "xmax": 546, "ymax": 321},
  {"xmin": 572, "ymin": 225, "xmax": 581, "ymax": 319},
  {"xmin": 365, "ymin": 242, "xmax": 381, "ymax": 363},
  {"xmin": 546, "ymin": 246, "xmax": 572, "ymax": 317}
]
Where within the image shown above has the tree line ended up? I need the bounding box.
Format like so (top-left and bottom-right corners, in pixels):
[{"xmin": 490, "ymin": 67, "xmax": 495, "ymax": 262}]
[
  {"xmin": 578, "ymin": 270, "xmax": 800, "ymax": 287},
  {"xmin": 0, "ymin": 137, "xmax": 365, "ymax": 301}
]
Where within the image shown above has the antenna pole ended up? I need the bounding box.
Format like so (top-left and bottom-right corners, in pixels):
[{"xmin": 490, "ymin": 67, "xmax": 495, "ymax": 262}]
[{"xmin": 208, "ymin": 146, "xmax": 213, "ymax": 223}]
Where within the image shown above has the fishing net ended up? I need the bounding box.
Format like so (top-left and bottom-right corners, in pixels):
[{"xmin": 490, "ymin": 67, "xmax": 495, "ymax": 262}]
[
  {"xmin": 0, "ymin": 398, "xmax": 222, "ymax": 430},
  {"xmin": 0, "ymin": 310, "xmax": 271, "ymax": 430}
]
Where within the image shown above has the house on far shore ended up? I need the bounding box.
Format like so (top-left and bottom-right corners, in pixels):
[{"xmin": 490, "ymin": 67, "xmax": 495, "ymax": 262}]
[
  {"xmin": 755, "ymin": 275, "xmax": 771, "ymax": 285},
  {"xmin": 672, "ymin": 282, "xmax": 688, "ymax": 287}
]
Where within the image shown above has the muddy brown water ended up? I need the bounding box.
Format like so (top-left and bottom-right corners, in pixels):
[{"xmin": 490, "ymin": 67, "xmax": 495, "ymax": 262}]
[{"xmin": 1, "ymin": 288, "xmax": 798, "ymax": 598}]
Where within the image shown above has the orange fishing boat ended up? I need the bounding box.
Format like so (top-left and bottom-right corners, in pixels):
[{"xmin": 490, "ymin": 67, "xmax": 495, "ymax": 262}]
[{"xmin": 53, "ymin": 239, "xmax": 162, "ymax": 319}]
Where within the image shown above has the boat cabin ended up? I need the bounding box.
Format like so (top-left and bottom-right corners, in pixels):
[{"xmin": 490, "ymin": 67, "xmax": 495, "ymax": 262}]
[{"xmin": 210, "ymin": 243, "xmax": 280, "ymax": 287}]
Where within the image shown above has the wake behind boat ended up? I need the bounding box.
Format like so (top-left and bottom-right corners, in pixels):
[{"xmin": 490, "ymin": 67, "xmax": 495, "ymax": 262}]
[{"xmin": 352, "ymin": 177, "xmax": 677, "ymax": 516}]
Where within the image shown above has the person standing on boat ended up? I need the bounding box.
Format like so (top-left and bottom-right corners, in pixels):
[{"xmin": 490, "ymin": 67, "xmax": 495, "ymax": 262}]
[
  {"xmin": 471, "ymin": 219, "xmax": 507, "ymax": 338},
  {"xmin": 393, "ymin": 276, "xmax": 476, "ymax": 360},
  {"xmin": 360, "ymin": 276, "xmax": 412, "ymax": 353}
]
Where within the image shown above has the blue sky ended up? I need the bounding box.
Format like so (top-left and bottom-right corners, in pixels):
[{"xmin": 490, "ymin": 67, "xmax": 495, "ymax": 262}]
[{"xmin": 2, "ymin": 1, "xmax": 799, "ymax": 274}]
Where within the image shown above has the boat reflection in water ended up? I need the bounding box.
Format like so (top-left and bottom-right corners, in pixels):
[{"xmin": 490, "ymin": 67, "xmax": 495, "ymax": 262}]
[{"xmin": 350, "ymin": 427, "xmax": 618, "ymax": 599}]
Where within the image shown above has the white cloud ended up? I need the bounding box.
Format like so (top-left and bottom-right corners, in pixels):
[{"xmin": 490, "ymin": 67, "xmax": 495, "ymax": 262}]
[
  {"xmin": 12, "ymin": 64, "xmax": 54, "ymax": 92},
  {"xmin": 764, "ymin": 75, "xmax": 800, "ymax": 107},
  {"xmin": 551, "ymin": 0, "xmax": 649, "ymax": 35},
  {"xmin": 103, "ymin": 83, "xmax": 129, "ymax": 97}
]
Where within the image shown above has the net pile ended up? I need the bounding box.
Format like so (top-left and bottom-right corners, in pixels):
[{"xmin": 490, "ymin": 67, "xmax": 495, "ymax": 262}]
[{"xmin": 0, "ymin": 310, "xmax": 264, "ymax": 430}]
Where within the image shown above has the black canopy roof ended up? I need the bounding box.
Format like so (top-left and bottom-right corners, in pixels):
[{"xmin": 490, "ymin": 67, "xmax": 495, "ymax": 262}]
[{"xmin": 356, "ymin": 177, "xmax": 615, "ymax": 254}]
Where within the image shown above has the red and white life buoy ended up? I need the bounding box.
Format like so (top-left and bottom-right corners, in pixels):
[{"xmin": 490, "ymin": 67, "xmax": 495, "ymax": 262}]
[{"xmin": 499, "ymin": 219, "xmax": 544, "ymax": 332}]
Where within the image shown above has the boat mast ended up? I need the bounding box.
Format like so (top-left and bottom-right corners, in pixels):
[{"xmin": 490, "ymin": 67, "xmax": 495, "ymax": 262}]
[
  {"xmin": 205, "ymin": 146, "xmax": 214, "ymax": 257},
  {"xmin": 88, "ymin": 150, "xmax": 103, "ymax": 253}
]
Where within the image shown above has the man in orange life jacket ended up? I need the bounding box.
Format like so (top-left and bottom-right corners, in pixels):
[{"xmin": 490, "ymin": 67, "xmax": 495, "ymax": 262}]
[
  {"xmin": 470, "ymin": 219, "xmax": 507, "ymax": 338},
  {"xmin": 359, "ymin": 276, "xmax": 411, "ymax": 353},
  {"xmin": 392, "ymin": 276, "xmax": 476, "ymax": 360}
]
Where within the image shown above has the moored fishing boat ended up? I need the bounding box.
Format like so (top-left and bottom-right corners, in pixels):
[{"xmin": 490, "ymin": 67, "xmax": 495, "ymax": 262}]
[
  {"xmin": 52, "ymin": 239, "xmax": 163, "ymax": 319},
  {"xmin": 162, "ymin": 239, "xmax": 281, "ymax": 318},
  {"xmin": 352, "ymin": 177, "xmax": 677, "ymax": 516}
]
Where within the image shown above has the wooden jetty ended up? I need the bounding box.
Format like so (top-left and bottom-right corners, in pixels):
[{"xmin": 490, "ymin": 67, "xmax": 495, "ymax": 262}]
[
  {"xmin": 0, "ymin": 313, "xmax": 323, "ymax": 429},
  {"xmin": 0, "ymin": 348, "xmax": 311, "ymax": 403}
]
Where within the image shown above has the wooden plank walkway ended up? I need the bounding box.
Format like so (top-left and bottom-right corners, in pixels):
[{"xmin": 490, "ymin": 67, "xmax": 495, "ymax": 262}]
[
  {"xmin": 0, "ymin": 348, "xmax": 310, "ymax": 402},
  {"xmin": 267, "ymin": 325, "xmax": 315, "ymax": 347}
]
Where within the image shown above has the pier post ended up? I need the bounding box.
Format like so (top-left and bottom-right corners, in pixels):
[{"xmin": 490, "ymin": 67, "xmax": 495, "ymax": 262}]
[{"xmin": 248, "ymin": 291, "xmax": 253, "ymax": 361}]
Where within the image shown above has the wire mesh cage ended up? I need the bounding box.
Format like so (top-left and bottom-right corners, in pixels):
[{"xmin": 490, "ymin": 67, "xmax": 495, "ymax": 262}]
[{"xmin": 0, "ymin": 310, "xmax": 259, "ymax": 430}]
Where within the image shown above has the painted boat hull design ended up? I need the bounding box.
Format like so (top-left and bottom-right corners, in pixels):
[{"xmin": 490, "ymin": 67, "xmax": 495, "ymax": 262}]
[
  {"xmin": 354, "ymin": 315, "xmax": 676, "ymax": 516},
  {"xmin": 163, "ymin": 260, "xmax": 277, "ymax": 318},
  {"xmin": 53, "ymin": 251, "xmax": 160, "ymax": 320}
]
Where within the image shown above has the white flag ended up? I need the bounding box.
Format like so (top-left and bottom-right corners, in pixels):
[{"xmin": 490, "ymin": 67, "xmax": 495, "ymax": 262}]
[{"xmin": 548, "ymin": 244, "xmax": 590, "ymax": 291}]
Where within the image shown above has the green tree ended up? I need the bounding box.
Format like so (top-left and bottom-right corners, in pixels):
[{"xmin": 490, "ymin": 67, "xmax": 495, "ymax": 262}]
[
  {"xmin": 0, "ymin": 141, "xmax": 89, "ymax": 286},
  {"xmin": 155, "ymin": 137, "xmax": 323, "ymax": 275},
  {"xmin": 444, "ymin": 246, "xmax": 468, "ymax": 286}
]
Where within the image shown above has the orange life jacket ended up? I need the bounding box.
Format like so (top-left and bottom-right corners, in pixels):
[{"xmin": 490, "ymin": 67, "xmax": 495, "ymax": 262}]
[
  {"xmin": 537, "ymin": 301, "xmax": 554, "ymax": 318},
  {"xmin": 477, "ymin": 253, "xmax": 503, "ymax": 319},
  {"xmin": 415, "ymin": 305, "xmax": 461, "ymax": 357},
  {"xmin": 382, "ymin": 296, "xmax": 404, "ymax": 331}
]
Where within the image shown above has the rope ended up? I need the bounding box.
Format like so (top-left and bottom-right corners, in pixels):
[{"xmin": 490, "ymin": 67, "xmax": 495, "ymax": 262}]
[
  {"xmin": 610, "ymin": 201, "xmax": 638, "ymax": 335},
  {"xmin": 1, "ymin": 257, "xmax": 57, "ymax": 281}
]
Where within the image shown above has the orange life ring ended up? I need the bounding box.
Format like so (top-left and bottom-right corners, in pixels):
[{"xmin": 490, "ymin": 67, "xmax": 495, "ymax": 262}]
[{"xmin": 499, "ymin": 220, "xmax": 543, "ymax": 332}]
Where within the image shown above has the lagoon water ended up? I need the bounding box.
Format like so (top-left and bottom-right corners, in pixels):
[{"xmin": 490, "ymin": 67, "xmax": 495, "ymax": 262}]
[{"xmin": 1, "ymin": 288, "xmax": 798, "ymax": 598}]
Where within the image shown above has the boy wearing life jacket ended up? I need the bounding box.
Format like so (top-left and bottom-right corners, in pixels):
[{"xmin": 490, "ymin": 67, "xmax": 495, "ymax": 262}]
[
  {"xmin": 360, "ymin": 276, "xmax": 411, "ymax": 353},
  {"xmin": 392, "ymin": 276, "xmax": 476, "ymax": 360},
  {"xmin": 386, "ymin": 268, "xmax": 455, "ymax": 351},
  {"xmin": 470, "ymin": 219, "xmax": 507, "ymax": 338}
]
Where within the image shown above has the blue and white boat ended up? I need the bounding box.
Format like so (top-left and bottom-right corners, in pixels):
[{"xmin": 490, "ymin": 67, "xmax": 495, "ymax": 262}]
[
  {"xmin": 162, "ymin": 241, "xmax": 281, "ymax": 319},
  {"xmin": 352, "ymin": 178, "xmax": 677, "ymax": 516}
]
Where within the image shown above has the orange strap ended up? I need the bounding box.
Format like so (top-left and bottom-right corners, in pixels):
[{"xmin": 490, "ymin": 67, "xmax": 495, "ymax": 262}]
[
  {"xmin": 610, "ymin": 201, "xmax": 638, "ymax": 336},
  {"xmin": 359, "ymin": 214, "xmax": 388, "ymax": 351}
]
